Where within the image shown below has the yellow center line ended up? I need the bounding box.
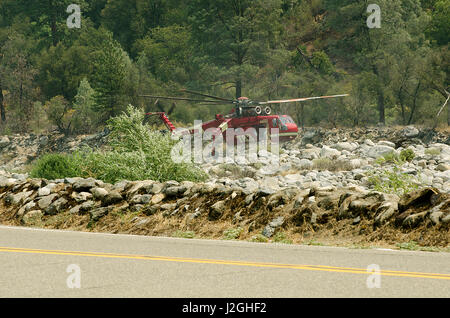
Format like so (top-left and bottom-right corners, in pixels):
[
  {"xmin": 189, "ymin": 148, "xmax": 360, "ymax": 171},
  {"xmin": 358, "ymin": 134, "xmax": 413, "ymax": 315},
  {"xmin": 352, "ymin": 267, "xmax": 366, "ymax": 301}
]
[{"xmin": 0, "ymin": 246, "xmax": 449, "ymax": 281}]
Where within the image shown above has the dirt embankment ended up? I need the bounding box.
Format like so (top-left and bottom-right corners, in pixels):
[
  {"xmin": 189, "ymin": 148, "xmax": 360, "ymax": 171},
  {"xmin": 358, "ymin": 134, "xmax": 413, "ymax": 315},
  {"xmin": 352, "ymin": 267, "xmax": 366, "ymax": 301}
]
[{"xmin": 0, "ymin": 177, "xmax": 448, "ymax": 249}]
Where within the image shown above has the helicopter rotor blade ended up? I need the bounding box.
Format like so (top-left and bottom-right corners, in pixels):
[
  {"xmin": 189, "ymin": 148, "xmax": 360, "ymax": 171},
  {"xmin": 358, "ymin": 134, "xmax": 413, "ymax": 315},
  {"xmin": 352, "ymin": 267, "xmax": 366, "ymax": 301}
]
[
  {"xmin": 180, "ymin": 89, "xmax": 234, "ymax": 102},
  {"xmin": 258, "ymin": 94, "xmax": 349, "ymax": 105},
  {"xmin": 140, "ymin": 95, "xmax": 225, "ymax": 103}
]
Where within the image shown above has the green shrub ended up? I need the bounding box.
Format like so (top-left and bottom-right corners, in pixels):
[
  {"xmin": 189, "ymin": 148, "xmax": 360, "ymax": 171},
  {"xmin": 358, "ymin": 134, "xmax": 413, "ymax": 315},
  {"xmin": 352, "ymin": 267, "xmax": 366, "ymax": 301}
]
[
  {"xmin": 376, "ymin": 149, "xmax": 415, "ymax": 166},
  {"xmin": 173, "ymin": 230, "xmax": 195, "ymax": 239},
  {"xmin": 250, "ymin": 234, "xmax": 269, "ymax": 243},
  {"xmin": 399, "ymin": 149, "xmax": 415, "ymax": 162},
  {"xmin": 30, "ymin": 153, "xmax": 82, "ymax": 180},
  {"xmin": 312, "ymin": 158, "xmax": 353, "ymax": 171},
  {"xmin": 367, "ymin": 166, "xmax": 420, "ymax": 196},
  {"xmin": 425, "ymin": 148, "xmax": 441, "ymax": 156},
  {"xmin": 223, "ymin": 227, "xmax": 243, "ymax": 240},
  {"xmin": 31, "ymin": 105, "xmax": 208, "ymax": 184},
  {"xmin": 272, "ymin": 232, "xmax": 293, "ymax": 244}
]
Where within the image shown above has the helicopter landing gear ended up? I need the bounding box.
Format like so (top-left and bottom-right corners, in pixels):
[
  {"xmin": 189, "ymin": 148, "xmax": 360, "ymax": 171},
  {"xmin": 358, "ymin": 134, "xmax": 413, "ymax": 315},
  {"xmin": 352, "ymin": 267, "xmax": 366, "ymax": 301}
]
[
  {"xmin": 264, "ymin": 106, "xmax": 272, "ymax": 115},
  {"xmin": 254, "ymin": 106, "xmax": 262, "ymax": 115}
]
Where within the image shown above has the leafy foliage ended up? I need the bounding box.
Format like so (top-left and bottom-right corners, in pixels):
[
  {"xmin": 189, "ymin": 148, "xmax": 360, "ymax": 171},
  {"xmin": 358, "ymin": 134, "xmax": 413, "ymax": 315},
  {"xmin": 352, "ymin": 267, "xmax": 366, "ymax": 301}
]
[
  {"xmin": 223, "ymin": 227, "xmax": 243, "ymax": 240},
  {"xmin": 368, "ymin": 165, "xmax": 420, "ymax": 196},
  {"xmin": 0, "ymin": 0, "xmax": 448, "ymax": 133},
  {"xmin": 30, "ymin": 153, "xmax": 82, "ymax": 180},
  {"xmin": 31, "ymin": 105, "xmax": 207, "ymax": 184}
]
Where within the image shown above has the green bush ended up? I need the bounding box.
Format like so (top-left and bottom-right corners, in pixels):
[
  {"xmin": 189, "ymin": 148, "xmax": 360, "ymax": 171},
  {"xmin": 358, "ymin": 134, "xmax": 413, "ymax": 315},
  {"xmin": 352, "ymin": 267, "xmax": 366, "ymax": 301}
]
[
  {"xmin": 31, "ymin": 105, "xmax": 208, "ymax": 184},
  {"xmin": 30, "ymin": 153, "xmax": 82, "ymax": 180},
  {"xmin": 272, "ymin": 232, "xmax": 293, "ymax": 244},
  {"xmin": 367, "ymin": 166, "xmax": 420, "ymax": 196},
  {"xmin": 399, "ymin": 149, "xmax": 415, "ymax": 162},
  {"xmin": 312, "ymin": 158, "xmax": 353, "ymax": 171},
  {"xmin": 425, "ymin": 148, "xmax": 441, "ymax": 156},
  {"xmin": 376, "ymin": 149, "xmax": 415, "ymax": 166},
  {"xmin": 250, "ymin": 234, "xmax": 269, "ymax": 243},
  {"xmin": 173, "ymin": 230, "xmax": 195, "ymax": 239},
  {"xmin": 223, "ymin": 227, "xmax": 243, "ymax": 240}
]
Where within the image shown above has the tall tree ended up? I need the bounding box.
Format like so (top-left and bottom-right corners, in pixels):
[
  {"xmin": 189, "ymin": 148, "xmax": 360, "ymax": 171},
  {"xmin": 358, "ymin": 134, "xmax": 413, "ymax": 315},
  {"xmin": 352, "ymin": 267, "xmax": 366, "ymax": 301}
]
[{"xmin": 189, "ymin": 0, "xmax": 284, "ymax": 98}]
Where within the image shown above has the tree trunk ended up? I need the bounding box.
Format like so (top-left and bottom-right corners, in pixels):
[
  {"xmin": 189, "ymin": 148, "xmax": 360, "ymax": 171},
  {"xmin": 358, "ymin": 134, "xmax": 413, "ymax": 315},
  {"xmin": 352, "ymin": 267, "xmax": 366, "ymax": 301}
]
[
  {"xmin": 378, "ymin": 90, "xmax": 385, "ymax": 125},
  {"xmin": 407, "ymin": 81, "xmax": 421, "ymax": 125},
  {"xmin": 236, "ymin": 78, "xmax": 242, "ymax": 99},
  {"xmin": 0, "ymin": 82, "xmax": 5, "ymax": 123},
  {"xmin": 448, "ymin": 102, "xmax": 450, "ymax": 126}
]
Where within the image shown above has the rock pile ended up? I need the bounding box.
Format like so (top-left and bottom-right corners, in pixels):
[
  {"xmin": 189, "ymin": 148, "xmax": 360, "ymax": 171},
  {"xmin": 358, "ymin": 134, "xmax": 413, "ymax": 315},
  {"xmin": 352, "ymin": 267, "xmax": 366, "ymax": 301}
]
[{"xmin": 0, "ymin": 174, "xmax": 448, "ymax": 245}]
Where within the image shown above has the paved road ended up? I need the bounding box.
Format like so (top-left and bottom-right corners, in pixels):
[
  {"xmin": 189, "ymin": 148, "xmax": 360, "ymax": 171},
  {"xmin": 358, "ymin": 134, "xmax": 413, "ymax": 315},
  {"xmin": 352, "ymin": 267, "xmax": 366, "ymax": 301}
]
[{"xmin": 0, "ymin": 225, "xmax": 449, "ymax": 298}]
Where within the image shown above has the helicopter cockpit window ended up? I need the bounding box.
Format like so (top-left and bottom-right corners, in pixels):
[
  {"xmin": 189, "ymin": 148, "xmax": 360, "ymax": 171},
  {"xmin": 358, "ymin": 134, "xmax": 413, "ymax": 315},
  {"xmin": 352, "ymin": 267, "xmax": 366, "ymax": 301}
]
[{"xmin": 279, "ymin": 117, "xmax": 294, "ymax": 124}]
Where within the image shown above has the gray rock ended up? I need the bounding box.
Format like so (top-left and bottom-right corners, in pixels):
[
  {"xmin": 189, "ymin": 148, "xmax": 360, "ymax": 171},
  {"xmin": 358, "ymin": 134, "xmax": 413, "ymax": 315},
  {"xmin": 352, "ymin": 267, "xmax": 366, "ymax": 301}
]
[
  {"xmin": 442, "ymin": 214, "xmax": 450, "ymax": 224},
  {"xmin": 298, "ymin": 159, "xmax": 313, "ymax": 170},
  {"xmin": 262, "ymin": 225, "xmax": 275, "ymax": 238},
  {"xmin": 160, "ymin": 203, "xmax": 176, "ymax": 211},
  {"xmin": 269, "ymin": 216, "xmax": 285, "ymax": 228},
  {"xmin": 366, "ymin": 145, "xmax": 396, "ymax": 159},
  {"xmin": 39, "ymin": 136, "xmax": 49, "ymax": 146},
  {"xmin": 320, "ymin": 146, "xmax": 341, "ymax": 159},
  {"xmin": 374, "ymin": 201, "xmax": 398, "ymax": 226},
  {"xmin": 0, "ymin": 177, "xmax": 16, "ymax": 188},
  {"xmin": 5, "ymin": 190, "xmax": 34, "ymax": 206},
  {"xmin": 17, "ymin": 201, "xmax": 36, "ymax": 217},
  {"xmin": 90, "ymin": 207, "xmax": 110, "ymax": 221},
  {"xmin": 334, "ymin": 142, "xmax": 358, "ymax": 152},
  {"xmin": 400, "ymin": 126, "xmax": 419, "ymax": 138},
  {"xmin": 436, "ymin": 164, "xmax": 450, "ymax": 172},
  {"xmin": 430, "ymin": 211, "xmax": 444, "ymax": 225},
  {"xmin": 37, "ymin": 193, "xmax": 58, "ymax": 210},
  {"xmin": 209, "ymin": 200, "xmax": 226, "ymax": 220},
  {"xmin": 151, "ymin": 193, "xmax": 165, "ymax": 205},
  {"xmin": 164, "ymin": 186, "xmax": 187, "ymax": 197},
  {"xmin": 364, "ymin": 139, "xmax": 375, "ymax": 146},
  {"xmin": 45, "ymin": 197, "xmax": 68, "ymax": 215},
  {"xmin": 403, "ymin": 211, "xmax": 428, "ymax": 228},
  {"xmin": 0, "ymin": 136, "xmax": 10, "ymax": 148},
  {"xmin": 23, "ymin": 210, "xmax": 43, "ymax": 224},
  {"xmin": 378, "ymin": 140, "xmax": 396, "ymax": 148},
  {"xmin": 38, "ymin": 183, "xmax": 57, "ymax": 196},
  {"xmin": 91, "ymin": 187, "xmax": 109, "ymax": 200},
  {"xmin": 12, "ymin": 173, "xmax": 27, "ymax": 181},
  {"xmin": 71, "ymin": 191, "xmax": 93, "ymax": 202},
  {"xmin": 126, "ymin": 180, "xmax": 154, "ymax": 196},
  {"xmin": 73, "ymin": 178, "xmax": 96, "ymax": 192},
  {"xmin": 130, "ymin": 194, "xmax": 152, "ymax": 205},
  {"xmin": 148, "ymin": 183, "xmax": 164, "ymax": 194},
  {"xmin": 102, "ymin": 191, "xmax": 123, "ymax": 206}
]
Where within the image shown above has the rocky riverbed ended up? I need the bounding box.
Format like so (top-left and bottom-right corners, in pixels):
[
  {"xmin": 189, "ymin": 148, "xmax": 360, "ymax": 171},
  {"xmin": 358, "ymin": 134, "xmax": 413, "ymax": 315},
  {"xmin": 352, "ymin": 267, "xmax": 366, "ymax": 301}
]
[{"xmin": 0, "ymin": 126, "xmax": 449, "ymax": 248}]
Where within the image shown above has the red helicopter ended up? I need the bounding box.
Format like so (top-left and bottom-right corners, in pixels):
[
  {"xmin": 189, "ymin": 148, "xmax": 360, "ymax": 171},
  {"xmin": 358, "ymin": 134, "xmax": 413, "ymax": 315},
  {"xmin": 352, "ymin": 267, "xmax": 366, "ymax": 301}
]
[{"xmin": 141, "ymin": 90, "xmax": 348, "ymax": 143}]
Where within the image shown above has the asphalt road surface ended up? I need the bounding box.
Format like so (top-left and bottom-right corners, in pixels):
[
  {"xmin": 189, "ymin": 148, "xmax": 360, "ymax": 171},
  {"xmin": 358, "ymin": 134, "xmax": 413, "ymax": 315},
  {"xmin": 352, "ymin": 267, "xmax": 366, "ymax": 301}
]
[{"xmin": 0, "ymin": 225, "xmax": 449, "ymax": 298}]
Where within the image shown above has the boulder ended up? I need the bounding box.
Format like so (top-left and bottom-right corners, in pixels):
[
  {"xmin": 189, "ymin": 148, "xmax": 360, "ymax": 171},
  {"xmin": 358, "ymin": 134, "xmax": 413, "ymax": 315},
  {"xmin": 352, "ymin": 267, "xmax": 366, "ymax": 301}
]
[
  {"xmin": 130, "ymin": 194, "xmax": 152, "ymax": 205},
  {"xmin": 22, "ymin": 210, "xmax": 43, "ymax": 224},
  {"xmin": 5, "ymin": 190, "xmax": 33, "ymax": 206},
  {"xmin": 366, "ymin": 145, "xmax": 396, "ymax": 159},
  {"xmin": 91, "ymin": 187, "xmax": 109, "ymax": 200},
  {"xmin": 0, "ymin": 136, "xmax": 11, "ymax": 149},
  {"xmin": 73, "ymin": 178, "xmax": 96, "ymax": 192},
  {"xmin": 209, "ymin": 200, "xmax": 226, "ymax": 220},
  {"xmin": 45, "ymin": 197, "xmax": 68, "ymax": 215},
  {"xmin": 71, "ymin": 191, "xmax": 93, "ymax": 202},
  {"xmin": 90, "ymin": 207, "xmax": 110, "ymax": 221},
  {"xmin": 102, "ymin": 191, "xmax": 123, "ymax": 206},
  {"xmin": 37, "ymin": 193, "xmax": 58, "ymax": 210},
  {"xmin": 400, "ymin": 126, "xmax": 419, "ymax": 138},
  {"xmin": 320, "ymin": 146, "xmax": 341, "ymax": 159}
]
